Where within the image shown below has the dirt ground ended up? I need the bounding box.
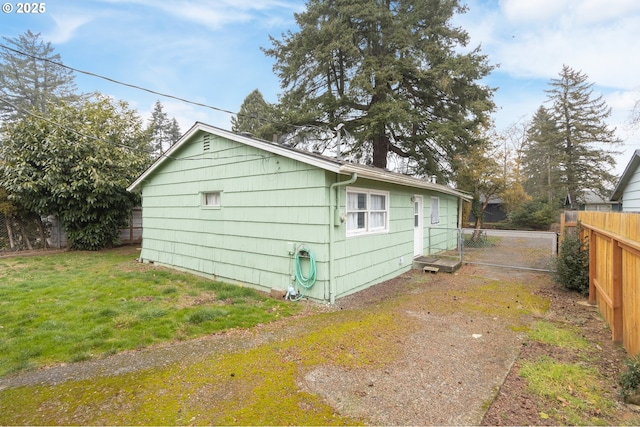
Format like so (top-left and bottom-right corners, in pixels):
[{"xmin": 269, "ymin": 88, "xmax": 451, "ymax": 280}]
[
  {"xmin": 465, "ymin": 264, "xmax": 640, "ymax": 426},
  {"xmin": 1, "ymin": 257, "xmax": 640, "ymax": 425}
]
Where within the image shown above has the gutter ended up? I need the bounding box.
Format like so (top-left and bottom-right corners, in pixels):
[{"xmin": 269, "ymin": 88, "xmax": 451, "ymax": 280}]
[{"xmin": 328, "ymin": 173, "xmax": 357, "ymax": 304}]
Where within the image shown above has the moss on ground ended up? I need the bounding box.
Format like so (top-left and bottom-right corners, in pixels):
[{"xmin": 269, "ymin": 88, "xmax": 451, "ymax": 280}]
[{"xmin": 0, "ymin": 273, "xmax": 550, "ymax": 425}]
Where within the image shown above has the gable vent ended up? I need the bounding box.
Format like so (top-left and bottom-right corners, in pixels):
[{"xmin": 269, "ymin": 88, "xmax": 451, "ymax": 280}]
[{"xmin": 203, "ymin": 134, "xmax": 211, "ymax": 152}]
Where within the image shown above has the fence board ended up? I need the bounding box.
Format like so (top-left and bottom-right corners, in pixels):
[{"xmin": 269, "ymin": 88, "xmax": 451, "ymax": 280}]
[{"xmin": 578, "ymin": 211, "xmax": 640, "ymax": 356}]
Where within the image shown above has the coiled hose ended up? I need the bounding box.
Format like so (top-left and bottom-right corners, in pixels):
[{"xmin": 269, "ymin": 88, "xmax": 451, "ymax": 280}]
[{"xmin": 293, "ymin": 244, "xmax": 316, "ymax": 300}]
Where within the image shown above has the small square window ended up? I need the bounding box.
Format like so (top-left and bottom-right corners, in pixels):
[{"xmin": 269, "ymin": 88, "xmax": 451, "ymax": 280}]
[{"xmin": 202, "ymin": 191, "xmax": 221, "ymax": 208}]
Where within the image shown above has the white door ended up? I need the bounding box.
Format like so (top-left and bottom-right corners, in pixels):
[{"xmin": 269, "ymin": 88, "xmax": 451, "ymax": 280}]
[{"xmin": 413, "ymin": 196, "xmax": 423, "ymax": 257}]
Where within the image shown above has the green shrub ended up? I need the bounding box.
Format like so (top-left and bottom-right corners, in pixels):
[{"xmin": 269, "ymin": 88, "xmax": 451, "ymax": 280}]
[
  {"xmin": 554, "ymin": 231, "xmax": 589, "ymax": 294},
  {"xmin": 619, "ymin": 354, "xmax": 640, "ymax": 401},
  {"xmin": 507, "ymin": 198, "xmax": 557, "ymax": 230}
]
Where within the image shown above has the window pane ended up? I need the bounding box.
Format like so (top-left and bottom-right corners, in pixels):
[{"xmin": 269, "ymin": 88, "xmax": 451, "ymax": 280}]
[
  {"xmin": 370, "ymin": 194, "xmax": 385, "ymax": 210},
  {"xmin": 431, "ymin": 197, "xmax": 440, "ymax": 224},
  {"xmin": 347, "ymin": 192, "xmax": 358, "ymax": 210},
  {"xmin": 204, "ymin": 192, "xmax": 220, "ymax": 206},
  {"xmin": 370, "ymin": 212, "xmax": 385, "ymax": 228},
  {"xmin": 357, "ymin": 193, "xmax": 367, "ymax": 209},
  {"xmin": 347, "ymin": 212, "xmax": 366, "ymax": 231}
]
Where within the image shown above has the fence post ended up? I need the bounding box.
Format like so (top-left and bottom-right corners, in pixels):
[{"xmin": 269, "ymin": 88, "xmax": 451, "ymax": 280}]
[
  {"xmin": 611, "ymin": 242, "xmax": 623, "ymax": 342},
  {"xmin": 588, "ymin": 228, "xmax": 596, "ymax": 305}
]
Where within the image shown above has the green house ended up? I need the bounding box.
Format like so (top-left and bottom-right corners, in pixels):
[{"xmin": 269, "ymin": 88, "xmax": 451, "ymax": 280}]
[{"xmin": 128, "ymin": 123, "xmax": 470, "ymax": 303}]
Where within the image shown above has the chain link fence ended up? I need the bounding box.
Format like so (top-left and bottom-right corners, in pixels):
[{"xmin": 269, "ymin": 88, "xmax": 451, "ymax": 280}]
[
  {"xmin": 1, "ymin": 208, "xmax": 142, "ymax": 254},
  {"xmin": 461, "ymin": 228, "xmax": 558, "ymax": 272}
]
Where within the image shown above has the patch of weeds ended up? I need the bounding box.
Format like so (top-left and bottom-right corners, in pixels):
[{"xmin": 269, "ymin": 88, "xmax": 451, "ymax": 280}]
[
  {"xmin": 68, "ymin": 352, "xmax": 92, "ymax": 363},
  {"xmin": 519, "ymin": 356, "xmax": 615, "ymax": 425},
  {"xmin": 619, "ymin": 354, "xmax": 640, "ymax": 403},
  {"xmin": 528, "ymin": 320, "xmax": 589, "ymax": 349},
  {"xmin": 186, "ymin": 308, "xmax": 229, "ymax": 324},
  {"xmin": 98, "ymin": 308, "xmax": 119, "ymax": 318},
  {"xmin": 464, "ymin": 234, "xmax": 500, "ymax": 248},
  {"xmin": 87, "ymin": 325, "xmax": 112, "ymax": 340},
  {"xmin": 112, "ymin": 314, "xmax": 139, "ymax": 329},
  {"xmin": 138, "ymin": 307, "xmax": 168, "ymax": 321},
  {"xmin": 162, "ymin": 286, "xmax": 177, "ymax": 294}
]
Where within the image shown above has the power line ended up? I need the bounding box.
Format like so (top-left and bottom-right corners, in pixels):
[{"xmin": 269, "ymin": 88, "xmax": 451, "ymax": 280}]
[
  {"xmin": 0, "ymin": 43, "xmax": 327, "ymax": 134},
  {"xmin": 0, "ymin": 96, "xmax": 269, "ymax": 162},
  {"xmin": 0, "ymin": 96, "xmax": 150, "ymax": 152},
  {"xmin": 0, "ymin": 43, "xmax": 239, "ymax": 118}
]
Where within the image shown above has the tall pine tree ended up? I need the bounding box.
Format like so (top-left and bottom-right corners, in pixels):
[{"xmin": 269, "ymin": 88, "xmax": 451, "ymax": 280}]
[
  {"xmin": 231, "ymin": 89, "xmax": 276, "ymax": 140},
  {"xmin": 147, "ymin": 100, "xmax": 181, "ymax": 156},
  {"xmin": 524, "ymin": 66, "xmax": 620, "ymax": 207},
  {"xmin": 0, "ymin": 31, "xmax": 80, "ymax": 121},
  {"xmin": 522, "ymin": 106, "xmax": 564, "ymax": 203},
  {"xmin": 263, "ymin": 0, "xmax": 494, "ymax": 178}
]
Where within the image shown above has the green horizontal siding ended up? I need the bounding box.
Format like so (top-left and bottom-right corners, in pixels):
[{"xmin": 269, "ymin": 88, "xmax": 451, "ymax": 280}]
[
  {"xmin": 139, "ymin": 132, "xmax": 331, "ymax": 300},
  {"xmin": 332, "ymin": 179, "xmax": 459, "ymax": 299},
  {"xmin": 138, "ymin": 130, "xmax": 462, "ymax": 302}
]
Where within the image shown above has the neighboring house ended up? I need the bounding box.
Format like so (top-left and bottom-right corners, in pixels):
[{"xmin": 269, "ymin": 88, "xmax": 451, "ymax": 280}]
[
  {"xmin": 577, "ymin": 190, "xmax": 621, "ymax": 212},
  {"xmin": 611, "ymin": 150, "xmax": 640, "ymax": 213},
  {"xmin": 468, "ymin": 196, "xmax": 506, "ymax": 223},
  {"xmin": 127, "ymin": 122, "xmax": 471, "ymax": 303}
]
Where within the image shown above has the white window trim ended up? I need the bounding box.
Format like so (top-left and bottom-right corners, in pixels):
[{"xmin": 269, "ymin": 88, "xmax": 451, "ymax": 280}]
[
  {"xmin": 201, "ymin": 191, "xmax": 222, "ymax": 209},
  {"xmin": 346, "ymin": 187, "xmax": 390, "ymax": 236}
]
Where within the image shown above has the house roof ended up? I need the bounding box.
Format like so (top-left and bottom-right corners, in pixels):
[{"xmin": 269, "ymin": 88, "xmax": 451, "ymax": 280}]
[
  {"xmin": 611, "ymin": 150, "xmax": 640, "ymax": 201},
  {"xmin": 127, "ymin": 122, "xmax": 472, "ymax": 201}
]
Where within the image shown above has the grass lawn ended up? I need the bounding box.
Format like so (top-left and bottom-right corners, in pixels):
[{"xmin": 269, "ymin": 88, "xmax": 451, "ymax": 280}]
[{"xmin": 0, "ymin": 246, "xmax": 300, "ymax": 378}]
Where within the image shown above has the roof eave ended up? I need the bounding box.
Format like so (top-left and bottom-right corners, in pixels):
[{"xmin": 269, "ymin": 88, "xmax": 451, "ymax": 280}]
[
  {"xmin": 610, "ymin": 150, "xmax": 640, "ymax": 201},
  {"xmin": 339, "ymin": 163, "xmax": 472, "ymax": 201}
]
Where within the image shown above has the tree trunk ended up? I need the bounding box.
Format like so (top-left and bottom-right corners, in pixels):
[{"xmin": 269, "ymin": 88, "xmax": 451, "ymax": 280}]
[
  {"xmin": 372, "ymin": 134, "xmax": 388, "ymax": 169},
  {"xmin": 18, "ymin": 221, "xmax": 33, "ymax": 250},
  {"xmin": 5, "ymin": 215, "xmax": 16, "ymax": 249},
  {"xmin": 35, "ymin": 217, "xmax": 47, "ymax": 249}
]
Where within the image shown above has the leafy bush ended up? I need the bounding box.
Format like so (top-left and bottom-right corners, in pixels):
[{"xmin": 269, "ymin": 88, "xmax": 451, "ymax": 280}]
[
  {"xmin": 507, "ymin": 198, "xmax": 557, "ymax": 230},
  {"xmin": 619, "ymin": 354, "xmax": 640, "ymax": 402},
  {"xmin": 554, "ymin": 231, "xmax": 589, "ymax": 294}
]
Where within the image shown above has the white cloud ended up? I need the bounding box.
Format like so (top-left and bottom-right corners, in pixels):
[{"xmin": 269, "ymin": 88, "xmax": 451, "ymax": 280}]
[
  {"xmin": 46, "ymin": 14, "xmax": 92, "ymax": 44},
  {"xmin": 500, "ymin": 0, "xmax": 571, "ymax": 24},
  {"xmin": 99, "ymin": 0, "xmax": 301, "ymax": 30},
  {"xmin": 461, "ymin": 0, "xmax": 640, "ymax": 90}
]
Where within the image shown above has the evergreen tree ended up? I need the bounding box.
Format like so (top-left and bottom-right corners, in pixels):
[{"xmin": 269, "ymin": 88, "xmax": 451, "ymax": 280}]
[
  {"xmin": 231, "ymin": 89, "xmax": 276, "ymax": 140},
  {"xmin": 0, "ymin": 30, "xmax": 80, "ymax": 121},
  {"xmin": 522, "ymin": 106, "xmax": 564, "ymax": 203},
  {"xmin": 263, "ymin": 0, "xmax": 495, "ymax": 177},
  {"xmin": 538, "ymin": 65, "xmax": 620, "ymax": 206},
  {"xmin": 147, "ymin": 100, "xmax": 182, "ymax": 156}
]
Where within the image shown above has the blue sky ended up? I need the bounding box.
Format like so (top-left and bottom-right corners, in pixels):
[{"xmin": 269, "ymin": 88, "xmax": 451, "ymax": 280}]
[{"xmin": 1, "ymin": 0, "xmax": 639, "ymax": 175}]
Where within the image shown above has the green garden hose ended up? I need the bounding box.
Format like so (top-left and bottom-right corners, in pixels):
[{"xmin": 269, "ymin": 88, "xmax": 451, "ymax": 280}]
[{"xmin": 293, "ymin": 244, "xmax": 316, "ymax": 299}]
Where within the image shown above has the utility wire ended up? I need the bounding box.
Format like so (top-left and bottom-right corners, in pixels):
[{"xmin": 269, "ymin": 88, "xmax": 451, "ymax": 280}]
[
  {"xmin": 0, "ymin": 96, "xmax": 149, "ymax": 152},
  {"xmin": 0, "ymin": 43, "xmax": 239, "ymax": 117},
  {"xmin": 0, "ymin": 43, "xmax": 328, "ymax": 134},
  {"xmin": 0, "ymin": 96, "xmax": 269, "ymax": 162}
]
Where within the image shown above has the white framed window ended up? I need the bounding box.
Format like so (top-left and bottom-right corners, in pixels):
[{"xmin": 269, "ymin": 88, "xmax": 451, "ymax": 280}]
[
  {"xmin": 346, "ymin": 188, "xmax": 389, "ymax": 235},
  {"xmin": 201, "ymin": 191, "xmax": 221, "ymax": 208},
  {"xmin": 430, "ymin": 196, "xmax": 440, "ymax": 224}
]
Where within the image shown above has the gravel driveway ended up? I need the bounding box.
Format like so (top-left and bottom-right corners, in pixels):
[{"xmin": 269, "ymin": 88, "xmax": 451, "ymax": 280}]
[{"xmin": 0, "ymin": 266, "xmax": 544, "ymax": 425}]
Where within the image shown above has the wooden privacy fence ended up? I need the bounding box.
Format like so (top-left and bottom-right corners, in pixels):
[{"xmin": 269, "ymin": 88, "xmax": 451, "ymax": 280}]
[{"xmin": 577, "ymin": 211, "xmax": 640, "ymax": 356}]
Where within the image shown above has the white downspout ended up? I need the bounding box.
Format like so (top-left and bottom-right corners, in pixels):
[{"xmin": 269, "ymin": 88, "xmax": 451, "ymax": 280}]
[{"xmin": 329, "ymin": 173, "xmax": 357, "ymax": 304}]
